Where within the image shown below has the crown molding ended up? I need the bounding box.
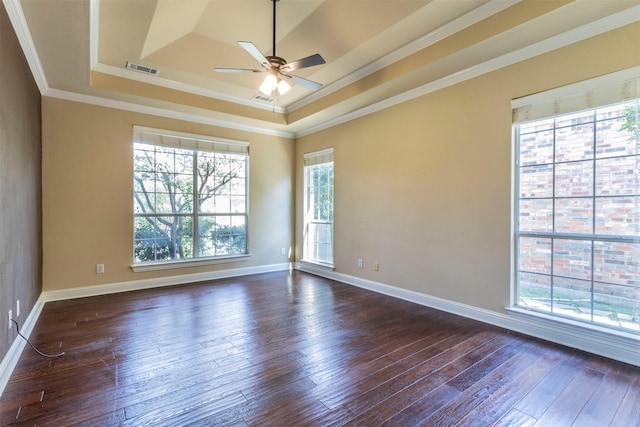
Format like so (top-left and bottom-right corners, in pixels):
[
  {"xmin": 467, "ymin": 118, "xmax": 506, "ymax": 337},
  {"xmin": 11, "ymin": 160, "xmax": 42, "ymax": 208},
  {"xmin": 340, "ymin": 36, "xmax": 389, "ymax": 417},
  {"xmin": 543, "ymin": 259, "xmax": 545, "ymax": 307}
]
[
  {"xmin": 295, "ymin": 4, "xmax": 640, "ymax": 138},
  {"xmin": 91, "ymin": 63, "xmax": 288, "ymax": 115},
  {"xmin": 2, "ymin": 0, "xmax": 49, "ymax": 94},
  {"xmin": 44, "ymin": 88, "xmax": 294, "ymax": 139}
]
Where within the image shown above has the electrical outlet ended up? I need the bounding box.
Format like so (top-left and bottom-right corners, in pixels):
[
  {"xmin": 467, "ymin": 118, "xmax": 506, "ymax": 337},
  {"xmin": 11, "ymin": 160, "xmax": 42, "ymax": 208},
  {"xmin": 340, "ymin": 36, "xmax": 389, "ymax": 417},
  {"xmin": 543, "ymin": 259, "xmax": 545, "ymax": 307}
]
[
  {"xmin": 8, "ymin": 310, "xmax": 12, "ymax": 330},
  {"xmin": 357, "ymin": 259, "xmax": 363, "ymax": 269},
  {"xmin": 281, "ymin": 247, "xmax": 286, "ymax": 256},
  {"xmin": 96, "ymin": 264, "xmax": 105, "ymax": 274},
  {"xmin": 374, "ymin": 262, "xmax": 380, "ymax": 271},
  {"xmin": 16, "ymin": 300, "xmax": 20, "ymax": 318}
]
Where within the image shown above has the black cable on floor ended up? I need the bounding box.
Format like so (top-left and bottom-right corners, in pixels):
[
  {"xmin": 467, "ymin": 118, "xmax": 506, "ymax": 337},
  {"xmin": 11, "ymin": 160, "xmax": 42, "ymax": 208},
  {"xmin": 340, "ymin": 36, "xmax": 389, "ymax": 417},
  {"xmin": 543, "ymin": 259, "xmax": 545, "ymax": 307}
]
[{"xmin": 10, "ymin": 319, "xmax": 65, "ymax": 358}]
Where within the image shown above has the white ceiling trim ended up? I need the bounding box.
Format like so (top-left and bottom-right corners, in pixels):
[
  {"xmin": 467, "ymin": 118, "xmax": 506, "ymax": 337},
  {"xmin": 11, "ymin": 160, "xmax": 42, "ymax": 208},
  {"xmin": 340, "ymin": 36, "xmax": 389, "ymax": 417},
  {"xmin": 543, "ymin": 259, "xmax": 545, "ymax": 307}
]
[
  {"xmin": 91, "ymin": 62, "xmax": 288, "ymax": 114},
  {"xmin": 294, "ymin": 4, "xmax": 640, "ymax": 138},
  {"xmin": 43, "ymin": 88, "xmax": 294, "ymax": 139},
  {"xmin": 288, "ymin": 0, "xmax": 521, "ymax": 113},
  {"xmin": 2, "ymin": 0, "xmax": 49, "ymax": 94}
]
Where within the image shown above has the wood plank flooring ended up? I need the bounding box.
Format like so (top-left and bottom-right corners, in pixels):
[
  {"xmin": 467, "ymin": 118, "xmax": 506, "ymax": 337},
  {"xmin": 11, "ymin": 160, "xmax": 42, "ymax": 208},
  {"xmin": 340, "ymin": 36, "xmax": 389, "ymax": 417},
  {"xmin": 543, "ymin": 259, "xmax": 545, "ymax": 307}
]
[{"xmin": 1, "ymin": 270, "xmax": 639, "ymax": 426}]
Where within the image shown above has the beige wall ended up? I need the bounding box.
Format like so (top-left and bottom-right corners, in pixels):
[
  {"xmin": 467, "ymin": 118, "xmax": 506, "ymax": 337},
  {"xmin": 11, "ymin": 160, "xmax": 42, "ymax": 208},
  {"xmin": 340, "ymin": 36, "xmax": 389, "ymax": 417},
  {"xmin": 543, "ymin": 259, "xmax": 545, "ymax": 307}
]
[
  {"xmin": 42, "ymin": 98, "xmax": 294, "ymax": 291},
  {"xmin": 39, "ymin": 21, "xmax": 640, "ymax": 310},
  {"xmin": 0, "ymin": 2, "xmax": 42, "ymax": 359},
  {"xmin": 295, "ymin": 23, "xmax": 640, "ymax": 314}
]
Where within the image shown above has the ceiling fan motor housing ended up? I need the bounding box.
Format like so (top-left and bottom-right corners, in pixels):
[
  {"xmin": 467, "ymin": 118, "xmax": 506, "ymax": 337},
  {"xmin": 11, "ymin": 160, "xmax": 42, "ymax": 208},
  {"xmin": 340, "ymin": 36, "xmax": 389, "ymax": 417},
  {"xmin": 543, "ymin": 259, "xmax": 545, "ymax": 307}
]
[{"xmin": 266, "ymin": 56, "xmax": 287, "ymax": 70}]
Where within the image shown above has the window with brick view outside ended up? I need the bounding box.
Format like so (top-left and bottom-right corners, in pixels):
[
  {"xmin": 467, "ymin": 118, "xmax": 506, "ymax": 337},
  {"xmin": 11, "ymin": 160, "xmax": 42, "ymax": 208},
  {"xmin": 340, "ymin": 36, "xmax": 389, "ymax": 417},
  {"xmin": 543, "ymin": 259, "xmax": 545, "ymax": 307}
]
[{"xmin": 515, "ymin": 101, "xmax": 639, "ymax": 334}]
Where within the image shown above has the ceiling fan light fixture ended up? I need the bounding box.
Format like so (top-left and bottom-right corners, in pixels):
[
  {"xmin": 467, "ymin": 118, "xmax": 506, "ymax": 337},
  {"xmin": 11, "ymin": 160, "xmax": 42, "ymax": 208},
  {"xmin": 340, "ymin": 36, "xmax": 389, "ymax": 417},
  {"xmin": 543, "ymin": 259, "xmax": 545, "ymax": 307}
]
[
  {"xmin": 259, "ymin": 73, "xmax": 278, "ymax": 95},
  {"xmin": 277, "ymin": 79, "xmax": 291, "ymax": 95},
  {"xmin": 214, "ymin": 0, "xmax": 325, "ymax": 98}
]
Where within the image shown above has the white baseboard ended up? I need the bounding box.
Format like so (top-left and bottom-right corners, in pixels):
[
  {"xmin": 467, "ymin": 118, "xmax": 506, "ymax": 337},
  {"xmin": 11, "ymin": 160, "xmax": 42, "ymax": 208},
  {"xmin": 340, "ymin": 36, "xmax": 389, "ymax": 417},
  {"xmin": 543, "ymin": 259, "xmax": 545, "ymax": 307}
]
[
  {"xmin": 0, "ymin": 293, "xmax": 46, "ymax": 399},
  {"xmin": 295, "ymin": 263, "xmax": 640, "ymax": 367},
  {"xmin": 41, "ymin": 263, "xmax": 292, "ymax": 302}
]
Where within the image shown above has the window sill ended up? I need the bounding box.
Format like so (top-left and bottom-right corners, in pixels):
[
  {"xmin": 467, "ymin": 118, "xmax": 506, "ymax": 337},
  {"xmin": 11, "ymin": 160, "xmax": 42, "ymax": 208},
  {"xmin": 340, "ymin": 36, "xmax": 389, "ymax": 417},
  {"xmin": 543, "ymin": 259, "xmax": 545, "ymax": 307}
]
[
  {"xmin": 300, "ymin": 260, "xmax": 335, "ymax": 271},
  {"xmin": 507, "ymin": 306, "xmax": 640, "ymax": 343},
  {"xmin": 131, "ymin": 254, "xmax": 251, "ymax": 272}
]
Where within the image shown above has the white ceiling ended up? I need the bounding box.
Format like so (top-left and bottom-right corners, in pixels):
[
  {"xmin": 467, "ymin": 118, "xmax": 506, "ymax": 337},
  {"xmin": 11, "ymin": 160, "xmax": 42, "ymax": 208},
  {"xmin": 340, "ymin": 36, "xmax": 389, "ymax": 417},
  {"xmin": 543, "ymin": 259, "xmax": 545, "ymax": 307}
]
[{"xmin": 7, "ymin": 0, "xmax": 640, "ymax": 137}]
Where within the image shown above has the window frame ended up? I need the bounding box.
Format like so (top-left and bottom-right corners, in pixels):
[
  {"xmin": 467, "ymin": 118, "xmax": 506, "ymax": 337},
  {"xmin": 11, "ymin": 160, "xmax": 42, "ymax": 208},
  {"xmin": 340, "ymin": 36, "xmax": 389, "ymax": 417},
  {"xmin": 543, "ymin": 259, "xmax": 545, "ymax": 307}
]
[
  {"xmin": 131, "ymin": 126, "xmax": 250, "ymax": 271},
  {"xmin": 511, "ymin": 70, "xmax": 639, "ymax": 335},
  {"xmin": 303, "ymin": 148, "xmax": 334, "ymax": 268}
]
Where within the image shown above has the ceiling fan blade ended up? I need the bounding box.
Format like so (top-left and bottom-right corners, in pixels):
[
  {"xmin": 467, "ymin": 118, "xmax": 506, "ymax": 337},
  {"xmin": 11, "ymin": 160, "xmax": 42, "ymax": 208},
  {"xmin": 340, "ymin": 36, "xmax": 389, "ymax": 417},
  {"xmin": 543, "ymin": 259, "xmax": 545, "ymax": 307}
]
[
  {"xmin": 214, "ymin": 68, "xmax": 263, "ymax": 73},
  {"xmin": 238, "ymin": 41, "xmax": 270, "ymax": 69},
  {"xmin": 281, "ymin": 54, "xmax": 326, "ymax": 72},
  {"xmin": 283, "ymin": 74, "xmax": 323, "ymax": 91}
]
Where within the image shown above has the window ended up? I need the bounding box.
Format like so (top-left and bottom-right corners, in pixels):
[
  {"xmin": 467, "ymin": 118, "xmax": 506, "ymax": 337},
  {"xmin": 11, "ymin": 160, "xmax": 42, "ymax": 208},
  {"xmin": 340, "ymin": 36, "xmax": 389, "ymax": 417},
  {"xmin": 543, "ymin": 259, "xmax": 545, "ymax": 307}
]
[
  {"xmin": 303, "ymin": 148, "xmax": 334, "ymax": 266},
  {"xmin": 513, "ymin": 71, "xmax": 639, "ymax": 334},
  {"xmin": 133, "ymin": 127, "xmax": 249, "ymax": 265}
]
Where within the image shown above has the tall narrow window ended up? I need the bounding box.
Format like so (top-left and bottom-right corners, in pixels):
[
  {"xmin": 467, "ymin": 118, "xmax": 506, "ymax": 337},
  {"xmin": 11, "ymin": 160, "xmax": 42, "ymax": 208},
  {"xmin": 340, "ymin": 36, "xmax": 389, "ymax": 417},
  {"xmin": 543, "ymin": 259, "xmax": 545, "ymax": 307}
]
[
  {"xmin": 303, "ymin": 148, "xmax": 334, "ymax": 266},
  {"xmin": 513, "ymin": 70, "xmax": 639, "ymax": 334},
  {"xmin": 133, "ymin": 127, "xmax": 249, "ymax": 265}
]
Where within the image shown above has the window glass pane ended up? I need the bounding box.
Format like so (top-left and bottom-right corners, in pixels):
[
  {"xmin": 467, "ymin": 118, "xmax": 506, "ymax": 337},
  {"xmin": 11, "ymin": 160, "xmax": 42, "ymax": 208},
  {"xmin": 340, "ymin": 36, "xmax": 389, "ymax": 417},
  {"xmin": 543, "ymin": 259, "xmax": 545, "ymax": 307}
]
[
  {"xmin": 519, "ymin": 118, "xmax": 554, "ymax": 134},
  {"xmin": 595, "ymin": 156, "xmax": 640, "ymax": 196},
  {"xmin": 595, "ymin": 197, "xmax": 640, "ymax": 236},
  {"xmin": 519, "ymin": 165, "xmax": 553, "ymax": 198},
  {"xmin": 230, "ymin": 196, "xmax": 246, "ymax": 214},
  {"xmin": 593, "ymin": 282, "xmax": 640, "ymax": 331},
  {"xmin": 593, "ymin": 241, "xmax": 639, "ymax": 286},
  {"xmin": 555, "ymin": 122, "xmax": 594, "ymax": 162},
  {"xmin": 517, "ymin": 272, "xmax": 551, "ymax": 312},
  {"xmin": 551, "ymin": 277, "xmax": 592, "ymax": 320},
  {"xmin": 134, "ymin": 217, "xmax": 161, "ymax": 263},
  {"xmin": 308, "ymin": 221, "xmax": 333, "ymax": 264},
  {"xmin": 596, "ymin": 104, "xmax": 639, "ymax": 158},
  {"xmin": 553, "ymin": 239, "xmax": 592, "ymax": 280},
  {"xmin": 555, "ymin": 160, "xmax": 593, "ymax": 197},
  {"xmin": 156, "ymin": 216, "xmax": 192, "ymax": 260},
  {"xmin": 554, "ymin": 198, "xmax": 593, "ymax": 234},
  {"xmin": 134, "ymin": 216, "xmax": 193, "ymax": 262},
  {"xmin": 199, "ymin": 215, "xmax": 246, "ymax": 257},
  {"xmin": 155, "ymin": 192, "xmax": 191, "ymax": 214},
  {"xmin": 134, "ymin": 191, "xmax": 153, "ymax": 214},
  {"xmin": 518, "ymin": 237, "xmax": 551, "ymax": 274},
  {"xmin": 519, "ymin": 129, "xmax": 554, "ymax": 166},
  {"xmin": 555, "ymin": 110, "xmax": 594, "ymax": 128},
  {"xmin": 519, "ymin": 199, "xmax": 553, "ymax": 232}
]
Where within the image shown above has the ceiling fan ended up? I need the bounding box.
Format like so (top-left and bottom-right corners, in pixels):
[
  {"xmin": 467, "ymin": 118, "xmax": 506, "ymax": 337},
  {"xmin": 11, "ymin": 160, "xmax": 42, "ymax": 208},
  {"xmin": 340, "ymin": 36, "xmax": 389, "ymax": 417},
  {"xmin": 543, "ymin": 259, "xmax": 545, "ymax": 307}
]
[{"xmin": 214, "ymin": 0, "xmax": 325, "ymax": 97}]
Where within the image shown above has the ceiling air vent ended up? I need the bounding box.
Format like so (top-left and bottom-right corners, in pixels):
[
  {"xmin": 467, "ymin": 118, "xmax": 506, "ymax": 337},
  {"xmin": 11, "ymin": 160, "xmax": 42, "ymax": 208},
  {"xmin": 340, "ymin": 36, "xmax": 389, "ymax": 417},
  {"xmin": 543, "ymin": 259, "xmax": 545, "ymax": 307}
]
[
  {"xmin": 252, "ymin": 93, "xmax": 276, "ymax": 103},
  {"xmin": 126, "ymin": 62, "xmax": 160, "ymax": 76}
]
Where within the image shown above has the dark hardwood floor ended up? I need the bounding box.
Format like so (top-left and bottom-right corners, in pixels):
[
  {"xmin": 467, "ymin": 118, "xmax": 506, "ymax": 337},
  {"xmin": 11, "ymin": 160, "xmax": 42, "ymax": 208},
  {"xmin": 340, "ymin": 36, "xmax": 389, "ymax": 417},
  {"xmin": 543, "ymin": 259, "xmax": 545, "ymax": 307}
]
[{"xmin": 1, "ymin": 270, "xmax": 639, "ymax": 426}]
